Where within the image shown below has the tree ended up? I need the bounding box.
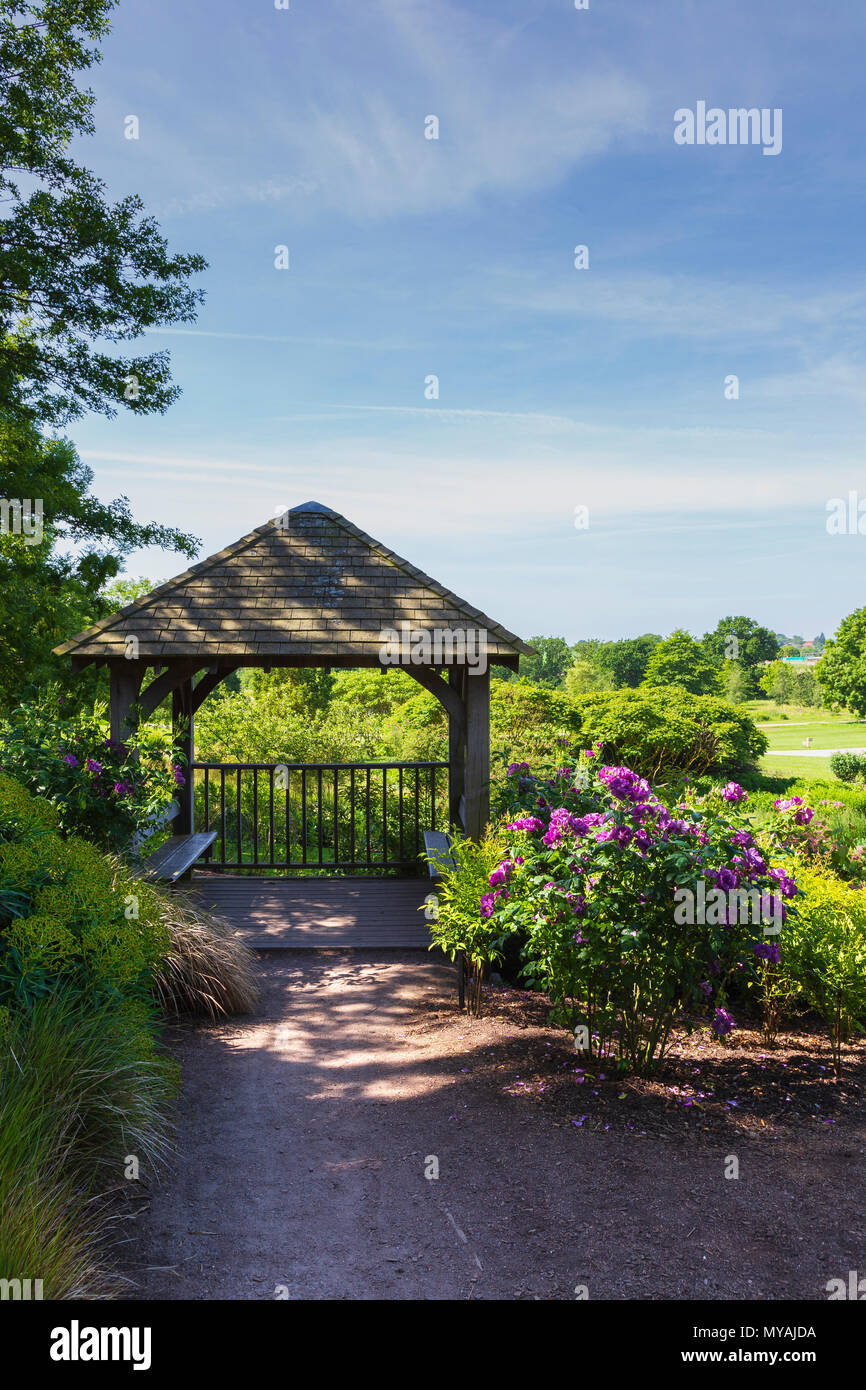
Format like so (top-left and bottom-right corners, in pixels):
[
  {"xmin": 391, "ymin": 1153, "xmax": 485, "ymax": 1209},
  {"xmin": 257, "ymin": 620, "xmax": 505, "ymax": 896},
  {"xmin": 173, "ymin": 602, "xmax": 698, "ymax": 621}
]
[
  {"xmin": 510, "ymin": 636, "xmax": 574, "ymax": 688},
  {"xmin": 598, "ymin": 634, "xmax": 661, "ymax": 688},
  {"xmin": 722, "ymin": 661, "xmax": 757, "ymax": 704},
  {"xmin": 1, "ymin": 0, "xmax": 206, "ymax": 423},
  {"xmin": 816, "ymin": 609, "xmax": 866, "ymax": 717},
  {"xmin": 642, "ymin": 629, "xmax": 723, "ymax": 697},
  {"xmin": 564, "ymin": 659, "xmax": 608, "ymax": 698},
  {"xmin": 100, "ymin": 575, "xmax": 154, "ymax": 609},
  {"xmin": 702, "ymin": 615, "xmax": 779, "ymax": 670},
  {"xmin": 0, "ymin": 416, "xmax": 198, "ymax": 708},
  {"xmin": 761, "ymin": 661, "xmax": 824, "ymax": 709}
]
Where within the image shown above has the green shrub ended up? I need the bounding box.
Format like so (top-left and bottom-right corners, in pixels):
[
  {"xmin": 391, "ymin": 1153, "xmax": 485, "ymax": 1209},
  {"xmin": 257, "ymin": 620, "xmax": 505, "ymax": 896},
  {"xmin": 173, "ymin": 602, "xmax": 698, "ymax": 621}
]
[
  {"xmin": 829, "ymin": 751, "xmax": 866, "ymax": 783},
  {"xmin": 426, "ymin": 827, "xmax": 509, "ymax": 1015},
  {"xmin": 782, "ymin": 866, "xmax": 866, "ymax": 1073},
  {"xmin": 0, "ymin": 773, "xmax": 169, "ymax": 1010},
  {"xmin": 566, "ymin": 687, "xmax": 767, "ymax": 780}
]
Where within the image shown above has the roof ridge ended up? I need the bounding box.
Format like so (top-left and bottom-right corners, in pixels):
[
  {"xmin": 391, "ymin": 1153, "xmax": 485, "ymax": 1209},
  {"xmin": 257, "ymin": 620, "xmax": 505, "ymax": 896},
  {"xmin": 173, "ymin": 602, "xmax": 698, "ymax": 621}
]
[{"xmin": 54, "ymin": 504, "xmax": 533, "ymax": 660}]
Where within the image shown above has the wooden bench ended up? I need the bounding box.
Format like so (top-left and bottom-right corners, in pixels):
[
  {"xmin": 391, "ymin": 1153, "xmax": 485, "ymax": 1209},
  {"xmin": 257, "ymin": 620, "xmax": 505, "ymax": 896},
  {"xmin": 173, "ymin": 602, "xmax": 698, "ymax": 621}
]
[
  {"xmin": 421, "ymin": 795, "xmax": 465, "ymax": 880},
  {"xmin": 145, "ymin": 831, "xmax": 218, "ymax": 885},
  {"xmin": 422, "ymin": 828, "xmax": 457, "ymax": 880},
  {"xmin": 132, "ymin": 800, "xmax": 217, "ymax": 885}
]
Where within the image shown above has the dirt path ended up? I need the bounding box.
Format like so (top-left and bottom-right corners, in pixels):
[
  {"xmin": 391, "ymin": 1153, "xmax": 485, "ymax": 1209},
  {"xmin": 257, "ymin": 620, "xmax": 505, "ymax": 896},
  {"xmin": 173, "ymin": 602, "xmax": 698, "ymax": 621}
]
[{"xmin": 126, "ymin": 953, "xmax": 865, "ymax": 1301}]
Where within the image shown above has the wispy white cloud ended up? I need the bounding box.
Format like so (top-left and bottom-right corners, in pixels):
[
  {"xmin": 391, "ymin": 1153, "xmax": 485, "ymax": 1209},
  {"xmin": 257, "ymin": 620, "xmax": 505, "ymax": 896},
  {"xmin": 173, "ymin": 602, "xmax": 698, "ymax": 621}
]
[
  {"xmin": 489, "ymin": 269, "xmax": 866, "ymax": 345},
  {"xmin": 139, "ymin": 0, "xmax": 651, "ymax": 221},
  {"xmin": 143, "ymin": 328, "xmax": 410, "ymax": 351}
]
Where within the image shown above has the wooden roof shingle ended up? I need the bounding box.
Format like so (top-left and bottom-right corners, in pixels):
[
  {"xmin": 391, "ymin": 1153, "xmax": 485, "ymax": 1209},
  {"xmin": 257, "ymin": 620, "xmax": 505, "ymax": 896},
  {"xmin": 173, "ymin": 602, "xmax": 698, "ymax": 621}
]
[{"xmin": 54, "ymin": 501, "xmax": 533, "ymax": 666}]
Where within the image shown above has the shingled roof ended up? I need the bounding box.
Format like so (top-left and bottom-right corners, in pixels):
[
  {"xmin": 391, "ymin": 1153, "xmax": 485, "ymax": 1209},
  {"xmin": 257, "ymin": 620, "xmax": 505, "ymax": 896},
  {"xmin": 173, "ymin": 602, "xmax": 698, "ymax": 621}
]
[{"xmin": 54, "ymin": 501, "xmax": 533, "ymax": 666}]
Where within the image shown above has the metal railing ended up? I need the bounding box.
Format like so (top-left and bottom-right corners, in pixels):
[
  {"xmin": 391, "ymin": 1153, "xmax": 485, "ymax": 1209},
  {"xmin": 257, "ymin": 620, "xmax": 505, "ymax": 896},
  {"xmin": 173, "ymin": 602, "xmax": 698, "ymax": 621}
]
[{"xmin": 191, "ymin": 760, "xmax": 449, "ymax": 872}]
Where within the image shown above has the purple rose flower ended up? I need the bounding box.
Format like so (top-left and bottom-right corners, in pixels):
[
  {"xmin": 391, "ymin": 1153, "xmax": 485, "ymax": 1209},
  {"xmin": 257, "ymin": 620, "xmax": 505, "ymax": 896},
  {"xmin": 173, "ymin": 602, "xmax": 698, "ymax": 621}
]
[
  {"xmin": 489, "ymin": 860, "xmax": 515, "ymax": 889},
  {"xmin": 712, "ymin": 1008, "xmax": 736, "ymax": 1037},
  {"xmin": 721, "ymin": 782, "xmax": 748, "ymax": 804},
  {"xmin": 752, "ymin": 941, "xmax": 781, "ymax": 964},
  {"xmin": 506, "ymin": 816, "xmax": 544, "ymax": 833}
]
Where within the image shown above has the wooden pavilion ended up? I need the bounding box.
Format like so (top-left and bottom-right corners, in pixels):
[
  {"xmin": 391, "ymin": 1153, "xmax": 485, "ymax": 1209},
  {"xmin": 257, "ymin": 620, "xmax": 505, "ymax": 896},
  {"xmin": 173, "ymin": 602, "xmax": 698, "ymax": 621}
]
[{"xmin": 54, "ymin": 502, "xmax": 532, "ymax": 864}]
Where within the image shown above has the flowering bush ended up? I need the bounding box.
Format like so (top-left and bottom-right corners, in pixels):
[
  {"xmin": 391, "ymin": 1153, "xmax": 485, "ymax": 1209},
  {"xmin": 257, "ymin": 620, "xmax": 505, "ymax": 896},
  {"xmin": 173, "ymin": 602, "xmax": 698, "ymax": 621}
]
[
  {"xmin": 0, "ymin": 693, "xmax": 178, "ymax": 851},
  {"xmin": 758, "ymin": 793, "xmax": 866, "ymax": 886},
  {"xmin": 476, "ymin": 752, "xmax": 798, "ymax": 1073}
]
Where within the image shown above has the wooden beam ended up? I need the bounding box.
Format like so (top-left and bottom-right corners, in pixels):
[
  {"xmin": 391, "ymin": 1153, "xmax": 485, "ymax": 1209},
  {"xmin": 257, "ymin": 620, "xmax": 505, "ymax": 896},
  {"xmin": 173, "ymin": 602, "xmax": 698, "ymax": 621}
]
[
  {"xmin": 138, "ymin": 661, "xmax": 200, "ymax": 719},
  {"xmin": 463, "ymin": 668, "xmax": 490, "ymax": 841},
  {"xmin": 448, "ymin": 666, "xmax": 466, "ymax": 828},
  {"xmin": 190, "ymin": 665, "xmax": 239, "ymax": 714},
  {"xmin": 109, "ymin": 661, "xmax": 145, "ymax": 742}
]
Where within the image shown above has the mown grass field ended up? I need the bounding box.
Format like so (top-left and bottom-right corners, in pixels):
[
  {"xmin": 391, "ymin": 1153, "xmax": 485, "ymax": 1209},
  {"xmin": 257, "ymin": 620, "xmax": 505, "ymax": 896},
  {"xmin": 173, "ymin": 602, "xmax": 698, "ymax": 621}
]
[{"xmin": 751, "ymin": 709, "xmax": 866, "ymax": 780}]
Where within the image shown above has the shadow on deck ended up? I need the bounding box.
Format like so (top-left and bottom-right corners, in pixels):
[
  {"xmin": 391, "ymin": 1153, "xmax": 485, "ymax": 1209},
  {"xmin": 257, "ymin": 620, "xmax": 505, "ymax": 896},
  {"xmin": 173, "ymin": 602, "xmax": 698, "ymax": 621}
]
[{"xmin": 188, "ymin": 874, "xmax": 437, "ymax": 949}]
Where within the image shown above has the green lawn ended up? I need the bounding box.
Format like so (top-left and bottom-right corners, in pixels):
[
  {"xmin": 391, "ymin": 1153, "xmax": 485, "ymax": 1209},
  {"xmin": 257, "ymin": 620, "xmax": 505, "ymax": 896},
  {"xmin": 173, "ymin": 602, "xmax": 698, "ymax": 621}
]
[{"xmin": 753, "ymin": 713, "xmax": 866, "ymax": 780}]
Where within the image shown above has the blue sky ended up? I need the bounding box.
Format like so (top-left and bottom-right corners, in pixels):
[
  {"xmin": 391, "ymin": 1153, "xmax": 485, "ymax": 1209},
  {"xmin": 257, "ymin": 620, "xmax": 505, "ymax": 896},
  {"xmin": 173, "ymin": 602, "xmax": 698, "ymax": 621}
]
[{"xmin": 70, "ymin": 0, "xmax": 866, "ymax": 643}]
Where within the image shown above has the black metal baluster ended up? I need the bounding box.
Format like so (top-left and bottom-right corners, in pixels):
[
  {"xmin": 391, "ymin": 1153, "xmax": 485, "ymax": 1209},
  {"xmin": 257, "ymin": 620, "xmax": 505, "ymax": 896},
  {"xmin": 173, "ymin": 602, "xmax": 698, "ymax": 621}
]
[
  {"xmin": 398, "ymin": 766, "xmax": 404, "ymax": 865},
  {"xmin": 333, "ymin": 767, "xmax": 339, "ymax": 867},
  {"xmin": 350, "ymin": 766, "xmax": 356, "ymax": 867},
  {"xmin": 236, "ymin": 769, "xmax": 242, "ymax": 864},
  {"xmin": 285, "ymin": 769, "xmax": 291, "ymax": 866},
  {"xmin": 317, "ymin": 768, "xmax": 324, "ymax": 864},
  {"xmin": 301, "ymin": 768, "xmax": 308, "ymax": 866}
]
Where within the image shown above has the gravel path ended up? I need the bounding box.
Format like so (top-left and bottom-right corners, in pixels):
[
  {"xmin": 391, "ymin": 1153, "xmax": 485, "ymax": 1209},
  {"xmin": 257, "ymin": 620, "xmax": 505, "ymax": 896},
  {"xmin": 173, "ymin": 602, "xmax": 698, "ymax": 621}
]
[{"xmin": 125, "ymin": 953, "xmax": 865, "ymax": 1301}]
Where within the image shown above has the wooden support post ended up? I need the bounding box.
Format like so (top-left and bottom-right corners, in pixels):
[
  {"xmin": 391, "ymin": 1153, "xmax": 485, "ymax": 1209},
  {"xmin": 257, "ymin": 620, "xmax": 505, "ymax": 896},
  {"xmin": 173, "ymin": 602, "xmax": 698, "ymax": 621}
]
[
  {"xmin": 448, "ymin": 666, "xmax": 466, "ymax": 829},
  {"xmin": 109, "ymin": 661, "xmax": 144, "ymax": 743},
  {"xmin": 463, "ymin": 667, "xmax": 490, "ymax": 841},
  {"xmin": 172, "ymin": 678, "xmax": 195, "ymax": 834}
]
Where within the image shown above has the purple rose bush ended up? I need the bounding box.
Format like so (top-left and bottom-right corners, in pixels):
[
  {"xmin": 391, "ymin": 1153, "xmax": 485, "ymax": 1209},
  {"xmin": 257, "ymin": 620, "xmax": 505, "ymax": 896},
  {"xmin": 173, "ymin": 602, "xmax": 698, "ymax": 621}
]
[
  {"xmin": 466, "ymin": 748, "xmax": 801, "ymax": 1073},
  {"xmin": 0, "ymin": 696, "xmax": 180, "ymax": 852}
]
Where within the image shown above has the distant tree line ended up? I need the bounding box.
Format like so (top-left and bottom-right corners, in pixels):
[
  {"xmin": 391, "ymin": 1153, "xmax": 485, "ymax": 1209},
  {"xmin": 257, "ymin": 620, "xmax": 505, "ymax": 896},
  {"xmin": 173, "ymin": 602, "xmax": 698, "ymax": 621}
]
[{"xmin": 493, "ymin": 617, "xmax": 830, "ymax": 708}]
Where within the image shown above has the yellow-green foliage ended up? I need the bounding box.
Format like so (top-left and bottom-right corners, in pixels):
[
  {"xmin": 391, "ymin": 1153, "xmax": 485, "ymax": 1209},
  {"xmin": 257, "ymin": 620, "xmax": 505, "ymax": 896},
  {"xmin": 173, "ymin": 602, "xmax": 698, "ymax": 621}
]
[
  {"xmin": 0, "ymin": 774, "xmax": 169, "ymax": 1007},
  {"xmin": 427, "ymin": 826, "xmax": 508, "ymax": 967},
  {"xmin": 0, "ymin": 774, "xmax": 58, "ymax": 838},
  {"xmin": 784, "ymin": 865, "xmax": 866, "ymax": 1068}
]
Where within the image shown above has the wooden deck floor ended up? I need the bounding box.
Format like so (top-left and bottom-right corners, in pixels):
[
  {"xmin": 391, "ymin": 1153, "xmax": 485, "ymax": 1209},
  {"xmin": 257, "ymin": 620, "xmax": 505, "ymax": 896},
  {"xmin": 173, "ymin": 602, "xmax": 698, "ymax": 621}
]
[{"xmin": 187, "ymin": 874, "xmax": 436, "ymax": 949}]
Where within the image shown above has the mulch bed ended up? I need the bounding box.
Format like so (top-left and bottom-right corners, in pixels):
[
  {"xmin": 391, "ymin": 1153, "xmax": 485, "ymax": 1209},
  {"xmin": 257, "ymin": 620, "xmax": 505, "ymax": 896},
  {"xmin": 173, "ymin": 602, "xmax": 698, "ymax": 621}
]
[{"xmin": 409, "ymin": 979, "xmax": 866, "ymax": 1145}]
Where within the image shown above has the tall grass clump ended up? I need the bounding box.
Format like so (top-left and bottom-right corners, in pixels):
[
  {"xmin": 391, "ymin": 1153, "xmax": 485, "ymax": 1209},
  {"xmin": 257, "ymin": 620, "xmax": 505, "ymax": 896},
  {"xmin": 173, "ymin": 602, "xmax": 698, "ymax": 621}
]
[
  {"xmin": 0, "ymin": 996, "xmax": 177, "ymax": 1297},
  {"xmin": 148, "ymin": 888, "xmax": 259, "ymax": 1020},
  {"xmin": 0, "ymin": 771, "xmax": 257, "ymax": 1299}
]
